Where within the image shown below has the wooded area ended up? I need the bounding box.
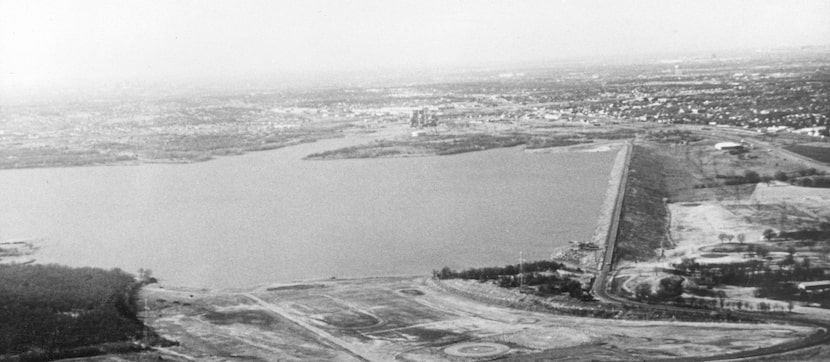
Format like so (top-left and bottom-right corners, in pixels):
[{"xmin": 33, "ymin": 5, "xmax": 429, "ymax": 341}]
[{"xmin": 0, "ymin": 264, "xmax": 148, "ymax": 360}]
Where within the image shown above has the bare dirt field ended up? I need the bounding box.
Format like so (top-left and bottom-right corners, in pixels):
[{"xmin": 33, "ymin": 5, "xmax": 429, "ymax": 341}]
[
  {"xmin": 618, "ymin": 181, "xmax": 830, "ymax": 310},
  {"xmin": 138, "ymin": 277, "xmax": 816, "ymax": 361}
]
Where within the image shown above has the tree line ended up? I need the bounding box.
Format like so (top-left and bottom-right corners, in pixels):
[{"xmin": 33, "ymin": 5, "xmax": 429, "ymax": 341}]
[
  {"xmin": 673, "ymin": 254, "xmax": 824, "ymax": 302},
  {"xmin": 434, "ymin": 260, "xmax": 592, "ymax": 300},
  {"xmin": 697, "ymin": 167, "xmax": 829, "ymax": 188}
]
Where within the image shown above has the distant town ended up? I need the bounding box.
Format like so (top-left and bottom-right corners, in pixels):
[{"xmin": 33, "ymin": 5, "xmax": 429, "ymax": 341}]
[{"xmin": 1, "ymin": 49, "xmax": 828, "ymax": 168}]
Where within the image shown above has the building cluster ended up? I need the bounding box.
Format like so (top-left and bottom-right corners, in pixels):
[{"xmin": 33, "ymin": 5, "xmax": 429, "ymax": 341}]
[
  {"xmin": 454, "ymin": 56, "xmax": 830, "ymax": 137},
  {"xmin": 409, "ymin": 108, "xmax": 438, "ymax": 128},
  {"xmin": 559, "ymin": 61, "xmax": 830, "ymax": 137}
]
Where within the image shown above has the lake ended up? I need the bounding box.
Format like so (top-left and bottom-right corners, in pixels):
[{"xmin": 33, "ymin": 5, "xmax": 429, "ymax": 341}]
[{"xmin": 0, "ymin": 138, "xmax": 616, "ymax": 289}]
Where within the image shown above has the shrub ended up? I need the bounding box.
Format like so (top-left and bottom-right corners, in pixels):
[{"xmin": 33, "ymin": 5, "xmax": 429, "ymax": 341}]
[
  {"xmin": 743, "ymin": 170, "xmax": 760, "ymax": 183},
  {"xmin": 656, "ymin": 276, "xmax": 684, "ymax": 300}
]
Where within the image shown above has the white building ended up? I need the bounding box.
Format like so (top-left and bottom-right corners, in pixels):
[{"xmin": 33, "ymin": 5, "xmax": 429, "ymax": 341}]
[
  {"xmin": 714, "ymin": 142, "xmax": 744, "ymax": 150},
  {"xmin": 798, "ymin": 281, "xmax": 830, "ymax": 292}
]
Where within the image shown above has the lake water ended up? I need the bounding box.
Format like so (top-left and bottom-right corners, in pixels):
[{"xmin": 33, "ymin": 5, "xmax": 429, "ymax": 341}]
[{"xmin": 0, "ymin": 138, "xmax": 616, "ymax": 289}]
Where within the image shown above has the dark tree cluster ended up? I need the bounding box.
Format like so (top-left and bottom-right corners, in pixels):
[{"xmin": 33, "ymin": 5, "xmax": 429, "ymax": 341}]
[
  {"xmin": 434, "ymin": 260, "xmax": 590, "ymax": 298},
  {"xmin": 777, "ymin": 228, "xmax": 830, "ymax": 241},
  {"xmin": 435, "ymin": 260, "xmax": 563, "ymax": 281},
  {"xmin": 792, "ymin": 176, "xmax": 830, "ymax": 188},
  {"xmin": 633, "ymin": 276, "xmax": 684, "ymax": 303},
  {"xmin": 673, "ymin": 256, "xmax": 825, "ymax": 303},
  {"xmin": 703, "ymin": 168, "xmax": 827, "ymax": 188},
  {"xmin": 0, "ymin": 264, "xmax": 147, "ymax": 359}
]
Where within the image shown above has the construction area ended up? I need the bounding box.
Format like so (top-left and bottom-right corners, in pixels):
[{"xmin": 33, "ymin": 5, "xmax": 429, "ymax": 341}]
[{"xmin": 138, "ymin": 277, "xmax": 816, "ymax": 361}]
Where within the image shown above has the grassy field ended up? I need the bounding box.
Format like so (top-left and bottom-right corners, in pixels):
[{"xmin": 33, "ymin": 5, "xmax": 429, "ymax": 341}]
[
  {"xmin": 615, "ymin": 144, "xmax": 673, "ymax": 262},
  {"xmin": 786, "ymin": 144, "xmax": 830, "ymax": 164},
  {"xmin": 304, "ymin": 132, "xmax": 550, "ymax": 159}
]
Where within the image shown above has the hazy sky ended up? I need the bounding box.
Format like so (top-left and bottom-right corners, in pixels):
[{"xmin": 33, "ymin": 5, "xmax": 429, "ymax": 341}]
[{"xmin": 1, "ymin": 0, "xmax": 829, "ymax": 92}]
